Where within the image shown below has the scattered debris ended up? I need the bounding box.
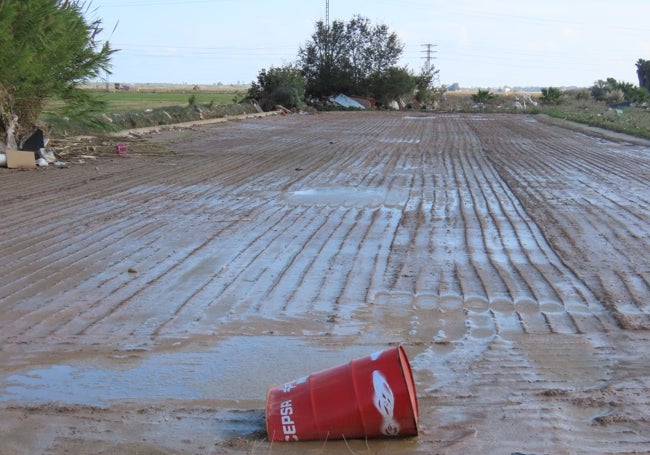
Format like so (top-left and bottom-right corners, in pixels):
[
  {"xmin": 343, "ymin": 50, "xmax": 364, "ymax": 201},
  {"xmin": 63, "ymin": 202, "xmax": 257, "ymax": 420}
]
[
  {"xmin": 39, "ymin": 149, "xmax": 57, "ymax": 164},
  {"xmin": 609, "ymin": 101, "xmax": 631, "ymax": 109},
  {"xmin": 21, "ymin": 129, "xmax": 46, "ymax": 152},
  {"xmin": 5, "ymin": 149, "xmax": 36, "ymax": 169},
  {"xmin": 329, "ymin": 93, "xmax": 366, "ymax": 109},
  {"xmin": 275, "ymin": 105, "xmax": 292, "ymax": 115},
  {"xmin": 1, "ymin": 128, "xmax": 71, "ymax": 169},
  {"xmin": 348, "ymin": 95, "xmax": 375, "ymax": 109},
  {"xmin": 253, "ymin": 101, "xmax": 264, "ymax": 114}
]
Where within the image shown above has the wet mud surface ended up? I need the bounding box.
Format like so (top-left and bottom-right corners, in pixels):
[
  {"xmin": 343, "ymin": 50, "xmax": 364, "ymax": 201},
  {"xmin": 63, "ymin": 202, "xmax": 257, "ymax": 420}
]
[{"xmin": 1, "ymin": 112, "xmax": 649, "ymax": 454}]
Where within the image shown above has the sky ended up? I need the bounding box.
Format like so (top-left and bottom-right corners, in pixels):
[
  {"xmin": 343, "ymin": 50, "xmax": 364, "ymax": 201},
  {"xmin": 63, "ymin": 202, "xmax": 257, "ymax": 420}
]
[{"xmin": 88, "ymin": 0, "xmax": 650, "ymax": 88}]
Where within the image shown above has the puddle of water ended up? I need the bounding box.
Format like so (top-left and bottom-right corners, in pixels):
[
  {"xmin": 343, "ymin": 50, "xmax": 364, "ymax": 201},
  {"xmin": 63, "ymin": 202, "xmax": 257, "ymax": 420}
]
[
  {"xmin": 404, "ymin": 115, "xmax": 437, "ymax": 120},
  {"xmin": 0, "ymin": 337, "xmax": 386, "ymax": 406},
  {"xmin": 377, "ymin": 138, "xmax": 421, "ymax": 144},
  {"xmin": 287, "ymin": 187, "xmax": 385, "ymax": 207}
]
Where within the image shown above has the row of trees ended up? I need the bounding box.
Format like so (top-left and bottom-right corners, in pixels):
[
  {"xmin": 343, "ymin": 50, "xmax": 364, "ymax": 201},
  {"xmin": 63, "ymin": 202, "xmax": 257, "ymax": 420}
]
[{"xmin": 249, "ymin": 15, "xmax": 438, "ymax": 109}]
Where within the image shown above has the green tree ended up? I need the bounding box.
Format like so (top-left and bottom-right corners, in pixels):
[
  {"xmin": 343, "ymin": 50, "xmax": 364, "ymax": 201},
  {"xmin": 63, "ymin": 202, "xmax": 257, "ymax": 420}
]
[
  {"xmin": 368, "ymin": 66, "xmax": 417, "ymax": 106},
  {"xmin": 298, "ymin": 19, "xmax": 350, "ymax": 98},
  {"xmin": 414, "ymin": 65, "xmax": 441, "ymax": 105},
  {"xmin": 298, "ymin": 15, "xmax": 403, "ymax": 98},
  {"xmin": 0, "ymin": 0, "xmax": 114, "ymax": 149},
  {"xmin": 248, "ymin": 65, "xmax": 305, "ymax": 110},
  {"xmin": 590, "ymin": 79, "xmax": 610, "ymax": 101}
]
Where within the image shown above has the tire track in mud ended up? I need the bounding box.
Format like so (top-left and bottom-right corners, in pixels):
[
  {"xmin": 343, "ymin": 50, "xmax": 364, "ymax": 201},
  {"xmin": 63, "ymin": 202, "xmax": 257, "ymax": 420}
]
[
  {"xmin": 377, "ymin": 115, "xmax": 610, "ymax": 339},
  {"xmin": 1, "ymin": 113, "xmax": 642, "ymax": 341},
  {"xmin": 475, "ymin": 116, "xmax": 650, "ymax": 330},
  {"xmin": 0, "ymin": 154, "xmax": 254, "ymax": 289},
  {"xmin": 413, "ymin": 333, "xmax": 629, "ymax": 454},
  {"xmin": 2, "ymin": 113, "xmax": 649, "ymax": 454},
  {"xmin": 88, "ymin": 117, "xmax": 410, "ymax": 340},
  {"xmin": 1, "ymin": 145, "xmax": 310, "ymax": 340},
  {"xmin": 0, "ymin": 120, "xmax": 363, "ymax": 342}
]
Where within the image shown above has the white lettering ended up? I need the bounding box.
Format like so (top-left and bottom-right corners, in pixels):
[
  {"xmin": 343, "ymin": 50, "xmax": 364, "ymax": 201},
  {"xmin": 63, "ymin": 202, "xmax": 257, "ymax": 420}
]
[
  {"xmin": 282, "ymin": 381, "xmax": 296, "ymax": 393},
  {"xmin": 279, "ymin": 399, "xmax": 299, "ymax": 440},
  {"xmin": 372, "ymin": 370, "xmax": 401, "ymax": 436}
]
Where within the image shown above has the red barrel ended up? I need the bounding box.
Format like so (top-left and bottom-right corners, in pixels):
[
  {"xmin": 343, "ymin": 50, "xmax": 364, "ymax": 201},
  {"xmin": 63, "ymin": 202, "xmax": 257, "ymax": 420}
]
[{"xmin": 265, "ymin": 345, "xmax": 419, "ymax": 442}]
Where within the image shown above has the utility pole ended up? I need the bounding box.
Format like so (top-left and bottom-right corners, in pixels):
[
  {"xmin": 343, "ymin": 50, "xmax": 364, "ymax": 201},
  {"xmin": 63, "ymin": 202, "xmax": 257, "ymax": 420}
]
[
  {"xmin": 325, "ymin": 0, "xmax": 329, "ymax": 30},
  {"xmin": 421, "ymin": 43, "xmax": 437, "ymax": 72}
]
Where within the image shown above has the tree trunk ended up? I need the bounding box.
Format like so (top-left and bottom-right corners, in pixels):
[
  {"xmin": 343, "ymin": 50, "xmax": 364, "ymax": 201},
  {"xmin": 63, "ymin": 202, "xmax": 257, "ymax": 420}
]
[
  {"xmin": 4, "ymin": 115, "xmax": 19, "ymax": 150},
  {"xmin": 1, "ymin": 88, "xmax": 19, "ymax": 151}
]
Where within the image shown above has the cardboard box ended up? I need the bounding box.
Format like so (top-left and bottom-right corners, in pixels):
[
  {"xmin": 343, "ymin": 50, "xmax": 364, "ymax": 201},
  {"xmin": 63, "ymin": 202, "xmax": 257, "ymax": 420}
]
[{"xmin": 6, "ymin": 149, "xmax": 36, "ymax": 169}]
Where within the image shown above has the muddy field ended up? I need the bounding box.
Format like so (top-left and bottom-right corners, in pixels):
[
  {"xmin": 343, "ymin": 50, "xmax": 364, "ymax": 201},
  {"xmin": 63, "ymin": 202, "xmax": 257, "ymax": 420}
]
[{"xmin": 1, "ymin": 112, "xmax": 649, "ymax": 454}]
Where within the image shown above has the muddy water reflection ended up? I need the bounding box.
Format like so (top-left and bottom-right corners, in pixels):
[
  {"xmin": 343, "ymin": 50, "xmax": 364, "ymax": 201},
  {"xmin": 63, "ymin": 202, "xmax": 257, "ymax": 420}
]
[
  {"xmin": 1, "ymin": 337, "xmax": 388, "ymax": 406},
  {"xmin": 286, "ymin": 187, "xmax": 386, "ymax": 207}
]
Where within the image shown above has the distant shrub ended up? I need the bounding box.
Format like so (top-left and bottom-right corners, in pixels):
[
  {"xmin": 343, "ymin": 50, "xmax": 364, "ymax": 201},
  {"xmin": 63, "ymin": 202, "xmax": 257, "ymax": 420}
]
[
  {"xmin": 591, "ymin": 78, "xmax": 650, "ymax": 104},
  {"xmin": 606, "ymin": 89, "xmax": 625, "ymax": 104},
  {"xmin": 540, "ymin": 87, "xmax": 563, "ymax": 105},
  {"xmin": 248, "ymin": 64, "xmax": 305, "ymax": 109},
  {"xmin": 620, "ymin": 84, "xmax": 650, "ymax": 104},
  {"xmin": 471, "ymin": 89, "xmax": 495, "ymax": 104}
]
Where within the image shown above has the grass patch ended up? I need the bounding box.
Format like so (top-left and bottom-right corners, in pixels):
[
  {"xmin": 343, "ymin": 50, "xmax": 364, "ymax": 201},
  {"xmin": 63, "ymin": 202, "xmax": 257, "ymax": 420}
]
[
  {"xmin": 436, "ymin": 90, "xmax": 650, "ymax": 139},
  {"xmin": 86, "ymin": 89, "xmax": 244, "ymax": 114},
  {"xmin": 41, "ymin": 85, "xmax": 254, "ymax": 136},
  {"xmin": 538, "ymin": 100, "xmax": 650, "ymax": 140}
]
